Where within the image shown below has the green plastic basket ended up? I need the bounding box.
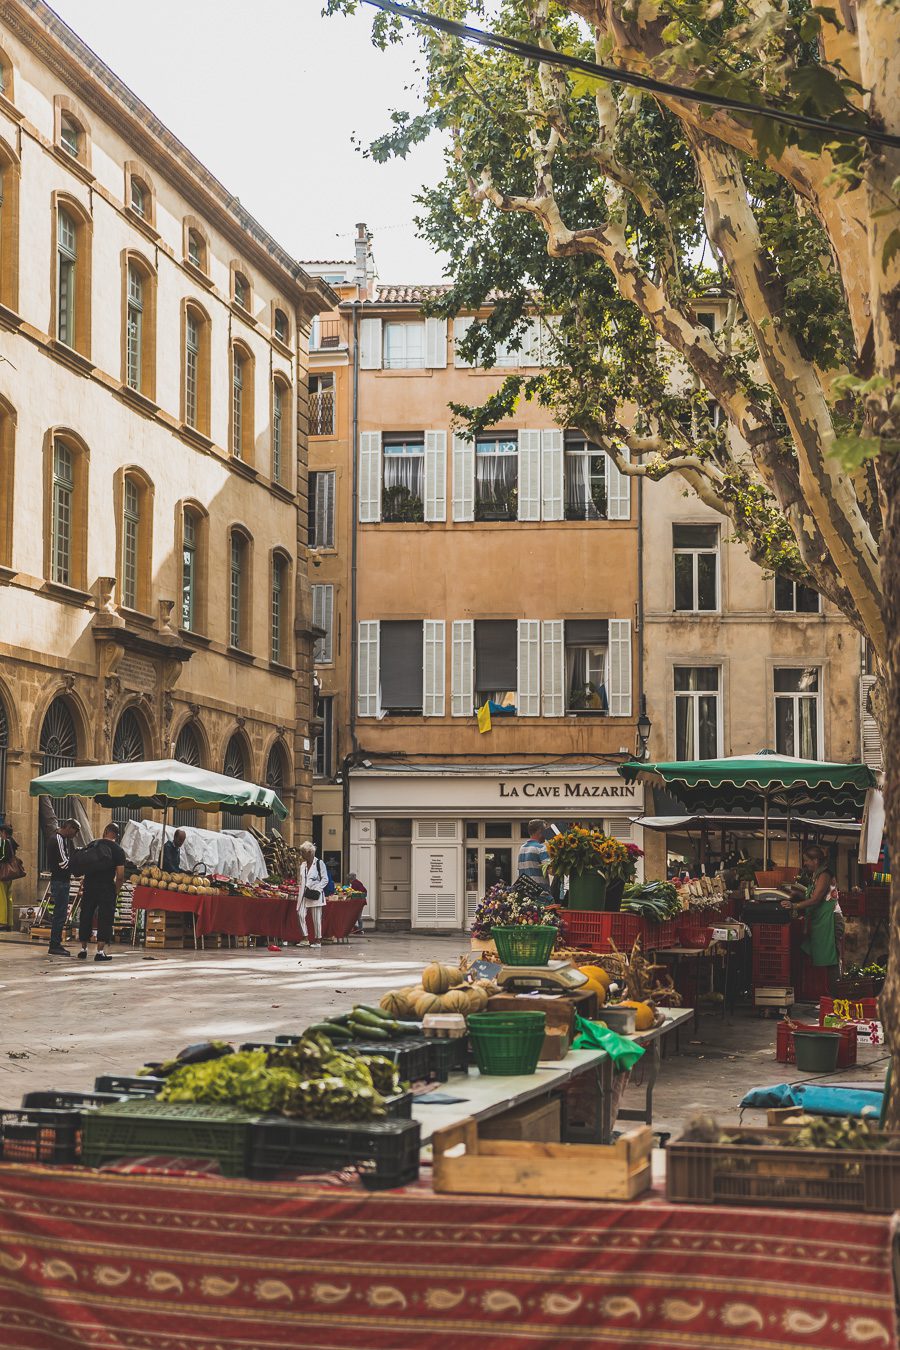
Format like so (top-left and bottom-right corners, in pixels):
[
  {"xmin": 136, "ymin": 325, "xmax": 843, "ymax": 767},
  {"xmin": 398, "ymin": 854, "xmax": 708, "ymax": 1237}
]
[
  {"xmin": 467, "ymin": 1011, "xmax": 547, "ymax": 1076},
  {"xmin": 81, "ymin": 1099, "xmax": 256, "ymax": 1176},
  {"xmin": 491, "ymin": 924, "xmax": 558, "ymax": 966}
]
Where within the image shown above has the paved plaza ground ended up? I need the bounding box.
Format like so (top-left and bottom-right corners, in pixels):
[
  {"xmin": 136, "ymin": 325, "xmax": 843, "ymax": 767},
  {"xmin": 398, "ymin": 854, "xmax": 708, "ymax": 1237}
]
[{"xmin": 1, "ymin": 932, "xmax": 888, "ymax": 1138}]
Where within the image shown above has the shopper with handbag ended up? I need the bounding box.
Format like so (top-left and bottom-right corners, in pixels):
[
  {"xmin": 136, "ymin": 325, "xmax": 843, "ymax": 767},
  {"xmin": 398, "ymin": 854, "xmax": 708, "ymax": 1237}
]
[
  {"xmin": 0, "ymin": 822, "xmax": 24, "ymax": 930},
  {"xmin": 297, "ymin": 841, "xmax": 328, "ymax": 949}
]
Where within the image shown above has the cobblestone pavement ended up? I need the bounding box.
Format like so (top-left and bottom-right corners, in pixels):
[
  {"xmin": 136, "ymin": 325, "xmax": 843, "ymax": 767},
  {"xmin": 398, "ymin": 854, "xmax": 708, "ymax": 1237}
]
[{"xmin": 1, "ymin": 934, "xmax": 888, "ymax": 1137}]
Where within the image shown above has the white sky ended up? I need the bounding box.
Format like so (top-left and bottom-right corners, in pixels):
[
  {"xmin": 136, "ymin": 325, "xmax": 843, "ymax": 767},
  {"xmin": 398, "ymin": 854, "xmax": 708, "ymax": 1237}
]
[{"xmin": 49, "ymin": 0, "xmax": 448, "ymax": 282}]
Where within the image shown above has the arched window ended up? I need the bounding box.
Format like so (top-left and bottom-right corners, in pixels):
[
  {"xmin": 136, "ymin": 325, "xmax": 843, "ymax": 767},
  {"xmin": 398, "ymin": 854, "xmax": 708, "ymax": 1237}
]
[
  {"xmin": 54, "ymin": 197, "xmax": 91, "ymax": 357},
  {"xmin": 118, "ymin": 471, "xmax": 153, "ymax": 612},
  {"xmin": 38, "ymin": 697, "xmax": 78, "ymax": 870},
  {"xmin": 0, "ymin": 139, "xmax": 21, "ymax": 313},
  {"xmin": 188, "ymin": 229, "xmax": 204, "ymax": 269},
  {"xmin": 228, "ymin": 528, "xmax": 251, "ymax": 650},
  {"xmin": 56, "ymin": 206, "xmax": 76, "ymax": 346},
  {"xmin": 173, "ymin": 721, "xmax": 202, "ymax": 828},
  {"xmin": 231, "ymin": 344, "xmax": 254, "ymax": 461},
  {"xmin": 222, "ymin": 732, "xmax": 248, "ymax": 830},
  {"xmin": 181, "ymin": 504, "xmax": 208, "ymax": 633},
  {"xmin": 271, "ymin": 552, "xmax": 288, "ymax": 664},
  {"xmin": 111, "ymin": 708, "xmax": 147, "ymax": 826},
  {"xmin": 264, "ymin": 740, "xmax": 288, "ymax": 836},
  {"xmin": 273, "ymin": 308, "xmax": 290, "ymax": 345},
  {"xmin": 182, "ymin": 302, "xmax": 210, "ymax": 435},
  {"xmin": 272, "ymin": 376, "xmax": 291, "ymax": 485},
  {"xmin": 183, "ymin": 219, "xmax": 210, "ymax": 276},
  {"xmin": 0, "ymin": 398, "xmax": 15, "ymax": 568},
  {"xmin": 123, "ymin": 254, "xmax": 156, "ymax": 399},
  {"xmin": 0, "ymin": 694, "xmax": 8, "ymax": 824},
  {"xmin": 59, "ymin": 112, "xmax": 81, "ymax": 159},
  {"xmin": 48, "ymin": 433, "xmax": 89, "ymax": 589},
  {"xmin": 54, "ymin": 97, "xmax": 91, "ymax": 172},
  {"xmin": 233, "ymin": 270, "xmax": 250, "ymax": 310}
]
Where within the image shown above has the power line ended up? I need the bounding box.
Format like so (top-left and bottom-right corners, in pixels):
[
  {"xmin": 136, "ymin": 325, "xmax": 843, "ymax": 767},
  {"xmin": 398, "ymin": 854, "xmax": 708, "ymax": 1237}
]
[{"xmin": 361, "ymin": 0, "xmax": 900, "ymax": 151}]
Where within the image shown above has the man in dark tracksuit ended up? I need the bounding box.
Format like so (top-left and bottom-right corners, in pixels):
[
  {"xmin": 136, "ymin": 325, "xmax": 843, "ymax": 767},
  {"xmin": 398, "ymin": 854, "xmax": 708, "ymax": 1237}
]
[{"xmin": 48, "ymin": 818, "xmax": 79, "ymax": 956}]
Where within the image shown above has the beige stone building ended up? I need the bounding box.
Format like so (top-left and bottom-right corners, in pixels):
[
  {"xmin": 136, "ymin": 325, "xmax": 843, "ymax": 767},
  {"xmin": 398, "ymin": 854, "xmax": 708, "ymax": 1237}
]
[{"xmin": 0, "ymin": 1, "xmax": 332, "ymax": 884}]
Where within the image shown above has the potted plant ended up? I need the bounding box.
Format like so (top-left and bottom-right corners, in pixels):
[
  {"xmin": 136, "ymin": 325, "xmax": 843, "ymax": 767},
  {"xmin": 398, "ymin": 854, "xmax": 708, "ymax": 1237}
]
[{"xmin": 545, "ymin": 827, "xmax": 642, "ymax": 911}]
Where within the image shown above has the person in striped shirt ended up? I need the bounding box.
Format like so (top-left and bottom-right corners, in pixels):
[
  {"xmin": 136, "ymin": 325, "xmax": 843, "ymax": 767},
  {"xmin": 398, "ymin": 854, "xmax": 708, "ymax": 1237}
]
[{"xmin": 517, "ymin": 819, "xmax": 551, "ymax": 886}]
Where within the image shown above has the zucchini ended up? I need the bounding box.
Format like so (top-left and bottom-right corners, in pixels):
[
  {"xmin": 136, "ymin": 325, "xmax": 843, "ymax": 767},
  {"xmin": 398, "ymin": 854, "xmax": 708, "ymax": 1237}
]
[
  {"xmin": 349, "ymin": 1020, "xmax": 389, "ymax": 1040},
  {"xmin": 354, "ymin": 1003, "xmax": 394, "ymax": 1021},
  {"xmin": 307, "ymin": 1022, "xmax": 352, "ymax": 1040},
  {"xmin": 351, "ymin": 1007, "xmax": 394, "ymax": 1029}
]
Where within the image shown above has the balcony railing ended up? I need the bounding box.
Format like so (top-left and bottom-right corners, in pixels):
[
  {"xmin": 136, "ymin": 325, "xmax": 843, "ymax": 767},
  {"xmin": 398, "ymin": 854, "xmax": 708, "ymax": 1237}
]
[
  {"xmin": 310, "ymin": 389, "xmax": 335, "ymax": 437},
  {"xmin": 312, "ymin": 318, "xmax": 342, "ymax": 350}
]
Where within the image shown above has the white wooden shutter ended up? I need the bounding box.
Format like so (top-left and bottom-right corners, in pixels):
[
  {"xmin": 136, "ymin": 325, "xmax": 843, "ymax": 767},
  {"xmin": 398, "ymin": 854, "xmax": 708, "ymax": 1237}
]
[
  {"xmin": 541, "ymin": 620, "xmax": 564, "ymax": 717},
  {"xmin": 539, "ymin": 316, "xmax": 561, "ymax": 364},
  {"xmin": 454, "ymin": 316, "xmax": 476, "ymax": 368},
  {"xmin": 607, "ymin": 447, "xmax": 631, "ymax": 519},
  {"xmin": 452, "ymin": 434, "xmax": 475, "ymax": 521},
  {"xmin": 357, "ymin": 620, "xmax": 380, "ymax": 717},
  {"xmin": 541, "ymin": 429, "xmax": 564, "ymax": 521},
  {"xmin": 451, "ymin": 620, "xmax": 474, "ymax": 717},
  {"xmin": 520, "ymin": 318, "xmax": 542, "ymax": 367},
  {"xmin": 608, "ymin": 618, "xmax": 632, "ymax": 717},
  {"xmin": 860, "ymin": 675, "xmax": 883, "ymax": 770},
  {"xmin": 358, "ymin": 431, "xmax": 382, "ymax": 523},
  {"xmin": 425, "ymin": 317, "xmax": 447, "ymax": 369},
  {"xmin": 518, "ymin": 431, "xmax": 541, "ymax": 521},
  {"xmin": 314, "ymin": 471, "xmax": 335, "ymax": 547},
  {"xmin": 358, "ymin": 317, "xmax": 382, "ymax": 369},
  {"xmin": 517, "ymin": 619, "xmax": 541, "ymax": 717},
  {"xmin": 423, "ymin": 620, "xmax": 445, "ymax": 716},
  {"xmin": 424, "ymin": 430, "xmax": 447, "ymax": 522},
  {"xmin": 312, "ymin": 584, "xmax": 334, "ymax": 664}
]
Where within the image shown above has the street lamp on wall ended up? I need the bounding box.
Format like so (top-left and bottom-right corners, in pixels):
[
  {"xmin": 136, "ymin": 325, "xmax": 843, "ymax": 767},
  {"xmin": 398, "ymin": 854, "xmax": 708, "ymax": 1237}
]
[{"xmin": 636, "ymin": 696, "xmax": 652, "ymax": 761}]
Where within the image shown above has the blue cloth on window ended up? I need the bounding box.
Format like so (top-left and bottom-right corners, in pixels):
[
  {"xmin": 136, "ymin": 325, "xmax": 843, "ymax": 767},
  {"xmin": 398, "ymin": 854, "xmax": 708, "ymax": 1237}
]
[
  {"xmin": 488, "ymin": 700, "xmax": 516, "ymax": 716},
  {"xmin": 740, "ymin": 1082, "xmax": 883, "ymax": 1118}
]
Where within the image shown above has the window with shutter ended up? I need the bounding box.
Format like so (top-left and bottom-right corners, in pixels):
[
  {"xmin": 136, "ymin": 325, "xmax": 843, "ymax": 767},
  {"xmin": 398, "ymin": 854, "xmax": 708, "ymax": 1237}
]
[
  {"xmin": 452, "ymin": 433, "xmax": 475, "ymax": 521},
  {"xmin": 451, "ymin": 620, "xmax": 474, "ymax": 716},
  {"xmin": 860, "ymin": 675, "xmax": 883, "ymax": 770},
  {"xmin": 423, "ymin": 620, "xmax": 445, "ymax": 716},
  {"xmin": 425, "ymin": 317, "xmax": 447, "ymax": 369},
  {"xmin": 520, "ymin": 319, "xmax": 542, "ymax": 367},
  {"xmin": 358, "ymin": 432, "xmax": 382, "ymax": 522},
  {"xmin": 541, "ymin": 429, "xmax": 563, "ymax": 520},
  {"xmin": 424, "ymin": 430, "xmax": 447, "ymax": 522},
  {"xmin": 453, "ymin": 316, "xmax": 477, "ymax": 368},
  {"xmin": 380, "ymin": 620, "xmax": 424, "ymax": 713},
  {"xmin": 517, "ymin": 620, "xmax": 541, "ymax": 716},
  {"xmin": 312, "ymin": 584, "xmax": 334, "ymax": 664},
  {"xmin": 310, "ymin": 471, "xmax": 335, "ymax": 548},
  {"xmin": 606, "ymin": 448, "xmax": 632, "ymax": 519},
  {"xmin": 475, "ymin": 620, "xmax": 517, "ymax": 707},
  {"xmin": 566, "ymin": 619, "xmax": 609, "ymax": 714},
  {"xmin": 357, "ymin": 620, "xmax": 380, "ymax": 717},
  {"xmin": 517, "ymin": 431, "xmax": 541, "ymax": 521},
  {"xmin": 541, "ymin": 620, "xmax": 564, "ymax": 717},
  {"xmin": 358, "ymin": 316, "xmax": 382, "ymax": 370},
  {"xmin": 608, "ymin": 619, "xmax": 632, "ymax": 717}
]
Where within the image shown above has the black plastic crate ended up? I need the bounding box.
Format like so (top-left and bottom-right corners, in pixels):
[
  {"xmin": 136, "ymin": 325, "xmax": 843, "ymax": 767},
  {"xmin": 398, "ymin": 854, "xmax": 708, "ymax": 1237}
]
[
  {"xmin": 82, "ymin": 1100, "xmax": 254, "ymax": 1175},
  {"xmin": 0, "ymin": 1107, "xmax": 81, "ymax": 1165},
  {"xmin": 22, "ymin": 1090, "xmax": 122, "ymax": 1110},
  {"xmin": 426, "ymin": 1037, "xmax": 469, "ymax": 1081},
  {"xmin": 382, "ymin": 1091, "xmax": 412, "ymax": 1119},
  {"xmin": 93, "ymin": 1074, "xmax": 165, "ymax": 1097},
  {"xmin": 247, "ymin": 1116, "xmax": 420, "ymax": 1189}
]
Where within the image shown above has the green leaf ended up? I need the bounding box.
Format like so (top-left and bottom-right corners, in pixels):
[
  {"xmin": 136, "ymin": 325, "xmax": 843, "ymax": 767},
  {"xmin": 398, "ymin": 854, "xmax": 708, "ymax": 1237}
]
[
  {"xmin": 832, "ymin": 433, "xmax": 881, "ymax": 469},
  {"xmin": 882, "ymin": 228, "xmax": 900, "ymax": 271}
]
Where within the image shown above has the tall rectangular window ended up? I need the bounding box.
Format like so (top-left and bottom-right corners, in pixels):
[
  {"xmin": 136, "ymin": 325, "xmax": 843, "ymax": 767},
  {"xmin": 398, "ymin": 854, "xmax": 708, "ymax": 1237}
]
[
  {"xmin": 774, "ymin": 667, "xmax": 820, "ymax": 759},
  {"xmin": 564, "ymin": 435, "xmax": 607, "ymax": 520},
  {"xmin": 272, "ymin": 382, "xmax": 283, "ymax": 482},
  {"xmin": 182, "ymin": 511, "xmax": 196, "ymax": 630},
  {"xmin": 383, "ymin": 435, "xmax": 425, "ymax": 521},
  {"xmin": 474, "ymin": 619, "xmax": 517, "ymax": 708},
  {"xmin": 57, "ymin": 207, "xmax": 76, "ymax": 347},
  {"xmin": 122, "ymin": 477, "xmax": 139, "ymax": 609},
  {"xmin": 51, "ymin": 439, "xmax": 73, "ymax": 585},
  {"xmin": 774, "ymin": 575, "xmax": 820, "ymax": 613},
  {"xmin": 185, "ymin": 311, "xmax": 199, "ymax": 429},
  {"xmin": 232, "ymin": 353, "xmax": 244, "ymax": 458},
  {"xmin": 126, "ymin": 264, "xmax": 143, "ymax": 391},
  {"xmin": 271, "ymin": 557, "xmax": 283, "ymax": 663},
  {"xmin": 674, "ymin": 666, "xmax": 720, "ymax": 759},
  {"xmin": 312, "ymin": 583, "xmax": 334, "ymax": 664},
  {"xmin": 475, "ymin": 436, "xmax": 517, "ymax": 521},
  {"xmin": 315, "ymin": 694, "xmax": 333, "ymax": 777},
  {"xmin": 673, "ymin": 524, "xmax": 718, "ymax": 612},
  {"xmin": 309, "ymin": 471, "xmax": 335, "ymax": 549},
  {"xmin": 380, "ymin": 620, "xmax": 424, "ymax": 713},
  {"xmin": 230, "ymin": 534, "xmax": 243, "ymax": 648},
  {"xmin": 565, "ymin": 619, "xmax": 609, "ymax": 712},
  {"xmin": 310, "ymin": 373, "xmax": 335, "ymax": 435},
  {"xmin": 383, "ymin": 321, "xmax": 425, "ymax": 369}
]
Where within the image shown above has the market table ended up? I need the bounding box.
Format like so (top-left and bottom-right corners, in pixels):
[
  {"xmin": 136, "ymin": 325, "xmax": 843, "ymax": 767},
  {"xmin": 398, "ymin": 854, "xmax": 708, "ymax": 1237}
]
[
  {"xmin": 0, "ymin": 1162, "xmax": 894, "ymax": 1350},
  {"xmin": 131, "ymin": 887, "xmax": 365, "ymax": 946},
  {"xmin": 617, "ymin": 1008, "xmax": 695, "ymax": 1131}
]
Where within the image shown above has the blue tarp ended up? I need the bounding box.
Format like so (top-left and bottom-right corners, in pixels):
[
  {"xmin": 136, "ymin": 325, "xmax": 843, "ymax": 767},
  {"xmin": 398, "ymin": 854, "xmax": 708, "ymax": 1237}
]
[{"xmin": 740, "ymin": 1082, "xmax": 883, "ymax": 1118}]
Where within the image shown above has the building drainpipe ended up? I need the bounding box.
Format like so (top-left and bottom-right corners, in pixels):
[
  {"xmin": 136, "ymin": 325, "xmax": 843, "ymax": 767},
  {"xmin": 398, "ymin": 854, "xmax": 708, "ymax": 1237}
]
[{"xmin": 342, "ymin": 297, "xmax": 361, "ymax": 879}]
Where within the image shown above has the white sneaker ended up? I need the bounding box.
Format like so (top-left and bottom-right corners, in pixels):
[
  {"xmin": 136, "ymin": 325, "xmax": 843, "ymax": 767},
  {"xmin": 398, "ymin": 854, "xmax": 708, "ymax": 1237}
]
[{"xmin": 309, "ymin": 942, "xmax": 322, "ymax": 949}]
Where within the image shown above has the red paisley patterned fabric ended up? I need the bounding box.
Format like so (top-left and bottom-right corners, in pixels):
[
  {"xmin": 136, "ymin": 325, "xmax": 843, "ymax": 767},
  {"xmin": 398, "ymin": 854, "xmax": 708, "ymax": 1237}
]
[{"xmin": 132, "ymin": 887, "xmax": 364, "ymax": 942}]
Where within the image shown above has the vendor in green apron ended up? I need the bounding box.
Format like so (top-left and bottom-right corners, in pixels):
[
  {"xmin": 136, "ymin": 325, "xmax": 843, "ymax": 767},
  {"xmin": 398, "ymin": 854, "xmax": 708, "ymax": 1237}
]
[{"xmin": 783, "ymin": 845, "xmax": 843, "ymax": 994}]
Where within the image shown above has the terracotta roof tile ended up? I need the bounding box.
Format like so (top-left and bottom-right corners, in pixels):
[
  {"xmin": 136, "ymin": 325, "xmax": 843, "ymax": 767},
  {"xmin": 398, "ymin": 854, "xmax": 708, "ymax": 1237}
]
[{"xmin": 374, "ymin": 284, "xmax": 452, "ymax": 303}]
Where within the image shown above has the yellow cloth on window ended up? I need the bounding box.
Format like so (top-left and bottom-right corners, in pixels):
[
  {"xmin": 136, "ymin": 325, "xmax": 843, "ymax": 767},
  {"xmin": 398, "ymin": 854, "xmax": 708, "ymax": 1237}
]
[{"xmin": 476, "ymin": 701, "xmax": 492, "ymax": 735}]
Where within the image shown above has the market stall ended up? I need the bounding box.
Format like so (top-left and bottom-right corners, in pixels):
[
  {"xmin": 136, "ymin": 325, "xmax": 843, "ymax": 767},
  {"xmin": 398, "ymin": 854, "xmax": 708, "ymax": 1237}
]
[{"xmin": 129, "ymin": 883, "xmax": 364, "ymax": 946}]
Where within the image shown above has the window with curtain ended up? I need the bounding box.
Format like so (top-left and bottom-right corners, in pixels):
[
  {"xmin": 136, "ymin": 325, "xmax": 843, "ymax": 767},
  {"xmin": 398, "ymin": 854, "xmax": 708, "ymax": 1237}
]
[
  {"xmin": 51, "ymin": 438, "xmax": 74, "ymax": 585},
  {"xmin": 774, "ymin": 667, "xmax": 820, "ymax": 758},
  {"xmin": 474, "ymin": 619, "xmax": 517, "ymax": 707},
  {"xmin": 271, "ymin": 555, "xmax": 284, "ymax": 663},
  {"xmin": 380, "ymin": 620, "xmax": 424, "ymax": 712},
  {"xmin": 674, "ymin": 667, "xmax": 720, "ymax": 759},
  {"xmin": 126, "ymin": 264, "xmax": 143, "ymax": 390},
  {"xmin": 121, "ymin": 476, "xmax": 140, "ymax": 609},
  {"xmin": 474, "ymin": 437, "xmax": 517, "ymax": 521},
  {"xmin": 57, "ymin": 207, "xmax": 76, "ymax": 346},
  {"xmin": 565, "ymin": 620, "xmax": 609, "ymax": 712},
  {"xmin": 383, "ymin": 321, "xmax": 425, "ymax": 369},
  {"xmin": 673, "ymin": 524, "xmax": 719, "ymax": 611},
  {"xmin": 774, "ymin": 575, "xmax": 821, "ymax": 613},
  {"xmin": 564, "ymin": 436, "xmax": 608, "ymax": 520},
  {"xmin": 182, "ymin": 509, "xmax": 197, "ymax": 630},
  {"xmin": 184, "ymin": 309, "xmax": 200, "ymax": 429},
  {"xmin": 383, "ymin": 435, "xmax": 425, "ymax": 521},
  {"xmin": 232, "ymin": 350, "xmax": 244, "ymax": 458},
  {"xmin": 229, "ymin": 532, "xmax": 245, "ymax": 648}
]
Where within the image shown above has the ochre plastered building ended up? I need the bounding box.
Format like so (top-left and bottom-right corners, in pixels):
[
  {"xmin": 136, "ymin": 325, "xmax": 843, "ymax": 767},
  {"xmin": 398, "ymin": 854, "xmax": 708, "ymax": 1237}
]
[{"xmin": 0, "ymin": 0, "xmax": 333, "ymax": 886}]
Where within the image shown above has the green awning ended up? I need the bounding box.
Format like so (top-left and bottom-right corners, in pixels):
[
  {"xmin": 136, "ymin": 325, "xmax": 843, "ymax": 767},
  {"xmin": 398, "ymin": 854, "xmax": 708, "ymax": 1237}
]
[
  {"xmin": 29, "ymin": 758, "xmax": 287, "ymax": 820},
  {"xmin": 618, "ymin": 752, "xmax": 875, "ymax": 817}
]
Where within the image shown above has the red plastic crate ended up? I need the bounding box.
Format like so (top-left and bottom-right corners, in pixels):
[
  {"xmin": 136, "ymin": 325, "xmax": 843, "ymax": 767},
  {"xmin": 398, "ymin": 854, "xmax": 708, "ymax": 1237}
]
[
  {"xmin": 776, "ymin": 1019, "xmax": 857, "ymax": 1069},
  {"xmin": 838, "ymin": 890, "xmax": 864, "ymax": 918},
  {"xmin": 863, "ymin": 886, "xmax": 890, "ymax": 921},
  {"xmin": 819, "ymin": 995, "xmax": 879, "ymax": 1023},
  {"xmin": 642, "ymin": 918, "xmax": 679, "ymax": 948},
  {"xmin": 753, "ymin": 948, "xmax": 793, "ymax": 984},
  {"xmin": 560, "ymin": 911, "xmax": 642, "ymax": 954},
  {"xmin": 753, "ymin": 923, "xmax": 793, "ymax": 952},
  {"xmin": 676, "ymin": 914, "xmax": 716, "ymax": 949}
]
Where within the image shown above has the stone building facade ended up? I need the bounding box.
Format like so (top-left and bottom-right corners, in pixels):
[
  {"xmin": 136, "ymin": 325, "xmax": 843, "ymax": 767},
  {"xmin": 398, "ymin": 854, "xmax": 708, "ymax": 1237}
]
[{"xmin": 0, "ymin": 0, "xmax": 332, "ymax": 884}]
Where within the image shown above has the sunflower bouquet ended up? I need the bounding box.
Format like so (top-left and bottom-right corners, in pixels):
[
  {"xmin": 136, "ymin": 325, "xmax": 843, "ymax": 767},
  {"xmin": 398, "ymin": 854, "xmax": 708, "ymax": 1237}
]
[{"xmin": 546, "ymin": 826, "xmax": 642, "ymax": 882}]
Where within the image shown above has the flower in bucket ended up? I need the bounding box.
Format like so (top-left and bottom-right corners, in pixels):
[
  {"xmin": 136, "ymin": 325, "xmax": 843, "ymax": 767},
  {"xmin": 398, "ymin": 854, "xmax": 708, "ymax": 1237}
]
[
  {"xmin": 546, "ymin": 827, "xmax": 643, "ymax": 882},
  {"xmin": 470, "ymin": 885, "xmax": 562, "ymax": 939}
]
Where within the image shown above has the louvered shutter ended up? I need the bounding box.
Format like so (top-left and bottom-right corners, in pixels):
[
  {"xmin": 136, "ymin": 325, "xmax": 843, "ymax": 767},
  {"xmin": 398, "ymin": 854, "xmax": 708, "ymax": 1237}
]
[
  {"xmin": 452, "ymin": 434, "xmax": 475, "ymax": 521},
  {"xmin": 312, "ymin": 584, "xmax": 334, "ymax": 664},
  {"xmin": 541, "ymin": 429, "xmax": 564, "ymax": 520},
  {"xmin": 358, "ymin": 317, "xmax": 382, "ymax": 369},
  {"xmin": 860, "ymin": 675, "xmax": 883, "ymax": 770},
  {"xmin": 517, "ymin": 620, "xmax": 541, "ymax": 717},
  {"xmin": 424, "ymin": 430, "xmax": 447, "ymax": 522},
  {"xmin": 608, "ymin": 619, "xmax": 632, "ymax": 716},
  {"xmin": 423, "ymin": 620, "xmax": 446, "ymax": 716},
  {"xmin": 454, "ymin": 316, "xmax": 476, "ymax": 368},
  {"xmin": 518, "ymin": 431, "xmax": 541, "ymax": 521},
  {"xmin": 520, "ymin": 318, "xmax": 542, "ymax": 367},
  {"xmin": 451, "ymin": 620, "xmax": 474, "ymax": 717},
  {"xmin": 357, "ymin": 621, "xmax": 380, "ymax": 717},
  {"xmin": 315, "ymin": 471, "xmax": 335, "ymax": 548},
  {"xmin": 425, "ymin": 317, "xmax": 448, "ymax": 369},
  {"xmin": 607, "ymin": 447, "xmax": 632, "ymax": 519},
  {"xmin": 541, "ymin": 620, "xmax": 564, "ymax": 717},
  {"xmin": 358, "ymin": 432, "xmax": 382, "ymax": 522}
]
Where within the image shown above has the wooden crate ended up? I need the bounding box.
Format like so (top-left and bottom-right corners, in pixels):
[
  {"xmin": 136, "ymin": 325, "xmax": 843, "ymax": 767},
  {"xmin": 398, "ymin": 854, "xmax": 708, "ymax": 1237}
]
[
  {"xmin": 29, "ymin": 926, "xmax": 52, "ymax": 944},
  {"xmin": 432, "ymin": 1116, "xmax": 652, "ymax": 1200},
  {"xmin": 479, "ymin": 1097, "xmax": 561, "ymax": 1144}
]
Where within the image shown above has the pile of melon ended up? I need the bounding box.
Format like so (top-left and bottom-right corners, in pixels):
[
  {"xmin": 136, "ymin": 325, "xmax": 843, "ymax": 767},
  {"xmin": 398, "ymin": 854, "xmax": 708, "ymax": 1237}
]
[
  {"xmin": 380, "ymin": 960, "xmax": 496, "ymax": 1020},
  {"xmin": 131, "ymin": 867, "xmax": 216, "ymax": 896}
]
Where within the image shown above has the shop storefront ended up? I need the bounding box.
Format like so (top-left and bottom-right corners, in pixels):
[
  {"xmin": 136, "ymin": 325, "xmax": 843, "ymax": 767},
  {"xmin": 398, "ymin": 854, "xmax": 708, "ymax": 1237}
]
[{"xmin": 349, "ymin": 764, "xmax": 644, "ymax": 930}]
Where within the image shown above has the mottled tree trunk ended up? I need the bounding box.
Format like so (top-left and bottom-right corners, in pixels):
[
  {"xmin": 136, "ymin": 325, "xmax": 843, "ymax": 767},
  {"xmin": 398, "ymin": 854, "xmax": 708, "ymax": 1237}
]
[{"xmin": 877, "ymin": 458, "xmax": 900, "ymax": 1123}]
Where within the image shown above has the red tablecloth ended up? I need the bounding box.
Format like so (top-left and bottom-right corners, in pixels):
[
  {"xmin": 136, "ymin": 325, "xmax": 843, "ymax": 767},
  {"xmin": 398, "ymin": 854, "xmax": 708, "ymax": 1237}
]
[
  {"xmin": 132, "ymin": 887, "xmax": 365, "ymax": 942},
  {"xmin": 0, "ymin": 1163, "xmax": 895, "ymax": 1350}
]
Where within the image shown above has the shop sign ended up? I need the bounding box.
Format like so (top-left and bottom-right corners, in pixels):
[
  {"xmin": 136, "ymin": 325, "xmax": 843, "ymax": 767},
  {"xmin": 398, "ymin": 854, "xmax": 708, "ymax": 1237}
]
[
  {"xmin": 352, "ymin": 771, "xmax": 642, "ymax": 813},
  {"xmin": 498, "ymin": 781, "xmax": 636, "ymax": 800}
]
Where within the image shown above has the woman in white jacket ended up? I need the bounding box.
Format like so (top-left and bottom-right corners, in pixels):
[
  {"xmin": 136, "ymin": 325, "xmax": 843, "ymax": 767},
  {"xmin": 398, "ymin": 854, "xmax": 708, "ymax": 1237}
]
[{"xmin": 297, "ymin": 841, "xmax": 328, "ymax": 948}]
